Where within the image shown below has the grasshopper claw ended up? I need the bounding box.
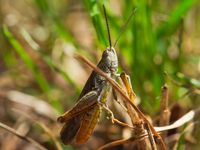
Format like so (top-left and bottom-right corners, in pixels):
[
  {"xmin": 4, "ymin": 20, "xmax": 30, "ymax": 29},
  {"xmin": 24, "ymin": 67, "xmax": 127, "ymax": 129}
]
[
  {"xmin": 57, "ymin": 116, "xmax": 65, "ymax": 123},
  {"xmin": 101, "ymin": 104, "xmax": 115, "ymax": 123},
  {"xmin": 110, "ymin": 112, "xmax": 115, "ymax": 124}
]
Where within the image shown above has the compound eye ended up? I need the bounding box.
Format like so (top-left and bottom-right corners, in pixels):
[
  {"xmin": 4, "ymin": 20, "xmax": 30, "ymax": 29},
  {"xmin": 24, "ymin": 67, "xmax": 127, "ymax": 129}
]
[{"xmin": 102, "ymin": 50, "xmax": 109, "ymax": 57}]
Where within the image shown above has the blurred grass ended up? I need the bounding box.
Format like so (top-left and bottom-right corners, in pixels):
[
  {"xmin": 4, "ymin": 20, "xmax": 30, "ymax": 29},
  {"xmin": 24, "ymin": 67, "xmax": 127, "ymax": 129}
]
[
  {"xmin": 156, "ymin": 0, "xmax": 198, "ymax": 37},
  {"xmin": 1, "ymin": 0, "xmax": 199, "ymax": 115},
  {"xmin": 2, "ymin": 25, "xmax": 64, "ymax": 112},
  {"xmin": 3, "ymin": 25, "xmax": 50, "ymax": 93},
  {"xmin": 83, "ymin": 0, "xmax": 199, "ymax": 114},
  {"xmin": 0, "ymin": 0, "xmax": 200, "ymax": 149},
  {"xmin": 0, "ymin": 0, "xmax": 199, "ymax": 117}
]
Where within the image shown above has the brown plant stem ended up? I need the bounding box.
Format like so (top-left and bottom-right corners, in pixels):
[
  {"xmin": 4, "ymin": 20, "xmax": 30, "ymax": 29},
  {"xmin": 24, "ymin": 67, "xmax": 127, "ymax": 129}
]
[
  {"xmin": 0, "ymin": 122, "xmax": 47, "ymax": 150},
  {"xmin": 98, "ymin": 108, "xmax": 198, "ymax": 149},
  {"xmin": 119, "ymin": 73, "xmax": 150, "ymax": 149},
  {"xmin": 113, "ymin": 118, "xmax": 135, "ymax": 129},
  {"xmin": 145, "ymin": 123, "xmax": 157, "ymax": 150},
  {"xmin": 159, "ymin": 85, "xmax": 170, "ymax": 126},
  {"xmin": 159, "ymin": 85, "xmax": 171, "ymax": 140},
  {"xmin": 97, "ymin": 134, "xmax": 147, "ymax": 150},
  {"xmin": 76, "ymin": 54, "xmax": 167, "ymax": 150},
  {"xmin": 12, "ymin": 109, "xmax": 62, "ymax": 150}
]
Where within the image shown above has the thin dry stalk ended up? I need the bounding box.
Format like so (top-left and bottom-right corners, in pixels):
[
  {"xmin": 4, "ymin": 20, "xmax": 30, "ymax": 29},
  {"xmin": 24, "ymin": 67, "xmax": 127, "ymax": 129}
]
[
  {"xmin": 76, "ymin": 54, "xmax": 167, "ymax": 150},
  {"xmin": 159, "ymin": 85, "xmax": 171, "ymax": 139},
  {"xmin": 155, "ymin": 110, "xmax": 196, "ymax": 132},
  {"xmin": 159, "ymin": 85, "xmax": 171, "ymax": 126},
  {"xmin": 113, "ymin": 118, "xmax": 135, "ymax": 129},
  {"xmin": 97, "ymin": 134, "xmax": 148, "ymax": 150},
  {"xmin": 0, "ymin": 122, "xmax": 47, "ymax": 150},
  {"xmin": 12, "ymin": 109, "xmax": 62, "ymax": 150},
  {"xmin": 119, "ymin": 72, "xmax": 150, "ymax": 150},
  {"xmin": 1, "ymin": 118, "xmax": 30, "ymax": 150},
  {"xmin": 98, "ymin": 107, "xmax": 198, "ymax": 150},
  {"xmin": 145, "ymin": 123, "xmax": 157, "ymax": 150}
]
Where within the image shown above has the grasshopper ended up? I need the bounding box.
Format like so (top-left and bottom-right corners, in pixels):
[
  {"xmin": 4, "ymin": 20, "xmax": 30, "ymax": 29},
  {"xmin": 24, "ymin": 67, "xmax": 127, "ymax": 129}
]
[
  {"xmin": 57, "ymin": 45, "xmax": 118, "ymax": 144},
  {"xmin": 57, "ymin": 6, "xmax": 134, "ymax": 145}
]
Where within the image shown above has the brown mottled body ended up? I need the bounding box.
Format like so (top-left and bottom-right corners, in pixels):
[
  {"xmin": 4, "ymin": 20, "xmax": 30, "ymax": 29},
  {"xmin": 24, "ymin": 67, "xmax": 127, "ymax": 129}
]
[
  {"xmin": 57, "ymin": 47, "xmax": 118, "ymax": 144},
  {"xmin": 76, "ymin": 105, "xmax": 101, "ymax": 144}
]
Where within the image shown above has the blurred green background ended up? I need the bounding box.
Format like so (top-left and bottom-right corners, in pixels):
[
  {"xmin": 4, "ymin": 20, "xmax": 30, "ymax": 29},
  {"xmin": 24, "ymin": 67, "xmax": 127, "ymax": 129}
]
[{"xmin": 0, "ymin": 0, "xmax": 199, "ymax": 149}]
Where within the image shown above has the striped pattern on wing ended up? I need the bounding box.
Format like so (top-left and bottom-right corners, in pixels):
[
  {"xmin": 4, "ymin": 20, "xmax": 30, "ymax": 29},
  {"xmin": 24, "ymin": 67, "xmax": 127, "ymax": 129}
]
[
  {"xmin": 58, "ymin": 91, "xmax": 98, "ymax": 123},
  {"xmin": 75, "ymin": 105, "xmax": 101, "ymax": 144},
  {"xmin": 60, "ymin": 115, "xmax": 82, "ymax": 144}
]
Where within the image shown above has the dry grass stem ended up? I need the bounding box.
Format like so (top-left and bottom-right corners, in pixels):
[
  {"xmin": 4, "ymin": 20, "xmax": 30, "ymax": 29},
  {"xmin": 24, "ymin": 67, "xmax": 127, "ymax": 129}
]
[
  {"xmin": 0, "ymin": 122, "xmax": 47, "ymax": 150},
  {"xmin": 12, "ymin": 109, "xmax": 62, "ymax": 150},
  {"xmin": 76, "ymin": 54, "xmax": 167, "ymax": 150}
]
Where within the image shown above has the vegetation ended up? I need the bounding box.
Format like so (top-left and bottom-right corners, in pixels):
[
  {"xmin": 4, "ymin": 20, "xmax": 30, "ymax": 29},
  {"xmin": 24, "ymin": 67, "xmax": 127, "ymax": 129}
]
[{"xmin": 0, "ymin": 0, "xmax": 199, "ymax": 149}]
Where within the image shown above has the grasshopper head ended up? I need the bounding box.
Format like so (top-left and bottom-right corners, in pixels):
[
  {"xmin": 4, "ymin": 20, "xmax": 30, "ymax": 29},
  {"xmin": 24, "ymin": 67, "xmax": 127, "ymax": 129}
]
[{"xmin": 101, "ymin": 47, "xmax": 118, "ymax": 74}]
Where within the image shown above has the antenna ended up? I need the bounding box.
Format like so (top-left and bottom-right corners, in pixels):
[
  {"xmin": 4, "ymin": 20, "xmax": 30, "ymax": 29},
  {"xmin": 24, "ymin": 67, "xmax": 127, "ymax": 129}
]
[
  {"xmin": 114, "ymin": 8, "xmax": 137, "ymax": 47},
  {"xmin": 103, "ymin": 5, "xmax": 112, "ymax": 49}
]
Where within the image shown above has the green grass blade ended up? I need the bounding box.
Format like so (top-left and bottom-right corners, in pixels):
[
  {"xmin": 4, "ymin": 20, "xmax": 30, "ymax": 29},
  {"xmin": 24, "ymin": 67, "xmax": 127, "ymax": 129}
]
[
  {"xmin": 83, "ymin": 0, "xmax": 107, "ymax": 47},
  {"xmin": 157, "ymin": 0, "xmax": 198, "ymax": 37},
  {"xmin": 20, "ymin": 28, "xmax": 80, "ymax": 93},
  {"xmin": 3, "ymin": 25, "xmax": 50, "ymax": 93}
]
